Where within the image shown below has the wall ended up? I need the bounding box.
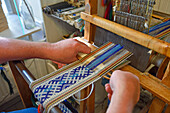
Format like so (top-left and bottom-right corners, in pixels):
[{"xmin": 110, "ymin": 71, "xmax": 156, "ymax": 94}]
[{"xmin": 154, "ymin": 0, "xmax": 170, "ymax": 14}]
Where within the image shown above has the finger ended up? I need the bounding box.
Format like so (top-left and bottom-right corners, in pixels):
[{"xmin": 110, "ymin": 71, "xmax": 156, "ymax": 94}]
[
  {"xmin": 70, "ymin": 57, "xmax": 79, "ymax": 63},
  {"xmin": 74, "ymin": 39, "xmax": 88, "ymax": 46},
  {"xmin": 74, "ymin": 39, "xmax": 91, "ymax": 54},
  {"xmin": 105, "ymin": 83, "xmax": 113, "ymax": 94},
  {"xmin": 108, "ymin": 93, "xmax": 112, "ymax": 100}
]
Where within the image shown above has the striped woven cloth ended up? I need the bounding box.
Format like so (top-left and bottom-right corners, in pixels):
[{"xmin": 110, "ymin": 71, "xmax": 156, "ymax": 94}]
[
  {"xmin": 30, "ymin": 42, "xmax": 132, "ymax": 113},
  {"xmin": 149, "ymin": 18, "xmax": 170, "ymax": 41}
]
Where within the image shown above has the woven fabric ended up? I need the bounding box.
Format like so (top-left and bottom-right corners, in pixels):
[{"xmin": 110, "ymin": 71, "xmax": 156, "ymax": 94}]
[
  {"xmin": 30, "ymin": 42, "xmax": 132, "ymax": 113},
  {"xmin": 58, "ymin": 103, "xmax": 72, "ymax": 113},
  {"xmin": 149, "ymin": 18, "xmax": 170, "ymax": 40}
]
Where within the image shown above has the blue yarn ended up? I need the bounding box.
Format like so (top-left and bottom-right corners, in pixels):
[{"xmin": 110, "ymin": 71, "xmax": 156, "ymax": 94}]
[
  {"xmin": 87, "ymin": 45, "xmax": 122, "ymax": 69},
  {"xmin": 86, "ymin": 44, "xmax": 118, "ymax": 68},
  {"xmin": 0, "ymin": 67, "xmax": 5, "ymax": 70},
  {"xmin": 148, "ymin": 20, "xmax": 170, "ymax": 33},
  {"xmin": 90, "ymin": 46, "xmax": 123, "ymax": 70},
  {"xmin": 86, "ymin": 44, "xmax": 123, "ymax": 70},
  {"xmin": 155, "ymin": 26, "xmax": 170, "ymax": 36}
]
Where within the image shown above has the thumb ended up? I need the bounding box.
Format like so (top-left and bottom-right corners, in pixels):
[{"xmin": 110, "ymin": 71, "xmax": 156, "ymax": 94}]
[
  {"xmin": 70, "ymin": 56, "xmax": 79, "ymax": 63},
  {"xmin": 77, "ymin": 44, "xmax": 91, "ymax": 54}
]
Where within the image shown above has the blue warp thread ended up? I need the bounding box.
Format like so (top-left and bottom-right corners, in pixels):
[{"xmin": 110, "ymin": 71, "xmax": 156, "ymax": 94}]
[{"xmin": 86, "ymin": 44, "xmax": 123, "ymax": 70}]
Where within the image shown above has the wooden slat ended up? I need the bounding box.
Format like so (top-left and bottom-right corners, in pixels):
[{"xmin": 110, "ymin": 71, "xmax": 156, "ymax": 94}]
[
  {"xmin": 162, "ymin": 61, "xmax": 170, "ymax": 86},
  {"xmin": 81, "ymin": 12, "xmax": 170, "ymax": 58},
  {"xmin": 156, "ymin": 57, "xmax": 169, "ymax": 79},
  {"xmin": 152, "ymin": 14, "xmax": 164, "ymax": 20},
  {"xmin": 148, "ymin": 98, "xmax": 166, "ymax": 113},
  {"xmin": 165, "ymin": 104, "xmax": 170, "ymax": 113}
]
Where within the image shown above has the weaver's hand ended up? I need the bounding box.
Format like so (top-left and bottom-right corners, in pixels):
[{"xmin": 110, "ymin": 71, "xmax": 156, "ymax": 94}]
[
  {"xmin": 45, "ymin": 39, "xmax": 91, "ymax": 64},
  {"xmin": 105, "ymin": 70, "xmax": 140, "ymax": 113}
]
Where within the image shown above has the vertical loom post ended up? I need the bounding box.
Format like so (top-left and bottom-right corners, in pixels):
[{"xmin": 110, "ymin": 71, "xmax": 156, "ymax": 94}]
[
  {"xmin": 165, "ymin": 105, "xmax": 170, "ymax": 113},
  {"xmin": 84, "ymin": 0, "xmax": 98, "ymax": 43},
  {"xmin": 80, "ymin": 88, "xmax": 88, "ymax": 113},
  {"xmin": 148, "ymin": 61, "xmax": 170, "ymax": 113},
  {"xmin": 87, "ymin": 84, "xmax": 95, "ymax": 113},
  {"xmin": 80, "ymin": 0, "xmax": 98, "ymax": 113}
]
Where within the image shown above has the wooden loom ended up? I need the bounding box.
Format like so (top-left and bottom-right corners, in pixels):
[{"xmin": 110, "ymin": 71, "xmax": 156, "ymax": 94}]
[
  {"xmin": 8, "ymin": 0, "xmax": 170, "ymax": 113},
  {"xmin": 78, "ymin": 0, "xmax": 170, "ymax": 113}
]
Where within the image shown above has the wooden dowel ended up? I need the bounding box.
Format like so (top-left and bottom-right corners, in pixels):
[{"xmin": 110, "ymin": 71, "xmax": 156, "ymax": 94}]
[
  {"xmin": 107, "ymin": 73, "xmax": 112, "ymax": 76},
  {"xmin": 103, "ymin": 76, "xmax": 110, "ymax": 80},
  {"xmin": 152, "ymin": 14, "xmax": 164, "ymax": 20},
  {"xmin": 81, "ymin": 12, "xmax": 170, "ymax": 58}
]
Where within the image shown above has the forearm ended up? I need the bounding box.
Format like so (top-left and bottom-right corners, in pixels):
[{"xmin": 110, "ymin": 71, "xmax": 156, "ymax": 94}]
[
  {"xmin": 0, "ymin": 37, "xmax": 50, "ymax": 64},
  {"xmin": 0, "ymin": 37, "xmax": 91, "ymax": 64}
]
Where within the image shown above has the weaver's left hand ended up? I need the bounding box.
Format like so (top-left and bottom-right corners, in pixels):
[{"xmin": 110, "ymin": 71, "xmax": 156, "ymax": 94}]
[{"xmin": 45, "ymin": 39, "xmax": 91, "ymax": 64}]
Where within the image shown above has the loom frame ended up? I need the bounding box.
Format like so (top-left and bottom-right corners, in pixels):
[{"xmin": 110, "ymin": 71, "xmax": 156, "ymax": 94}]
[
  {"xmin": 8, "ymin": 0, "xmax": 170, "ymax": 113},
  {"xmin": 80, "ymin": 0, "xmax": 170, "ymax": 113}
]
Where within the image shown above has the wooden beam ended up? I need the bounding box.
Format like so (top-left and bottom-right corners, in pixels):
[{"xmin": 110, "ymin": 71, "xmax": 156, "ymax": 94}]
[{"xmin": 81, "ymin": 12, "xmax": 170, "ymax": 58}]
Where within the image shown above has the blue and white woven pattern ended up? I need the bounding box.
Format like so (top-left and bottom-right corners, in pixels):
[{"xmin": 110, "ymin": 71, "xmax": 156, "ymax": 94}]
[
  {"xmin": 30, "ymin": 42, "xmax": 132, "ymax": 113},
  {"xmin": 33, "ymin": 65, "xmax": 93, "ymax": 104}
]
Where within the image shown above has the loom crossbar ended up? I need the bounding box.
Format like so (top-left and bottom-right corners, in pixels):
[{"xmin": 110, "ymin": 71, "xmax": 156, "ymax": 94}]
[{"xmin": 81, "ymin": 12, "xmax": 170, "ymax": 58}]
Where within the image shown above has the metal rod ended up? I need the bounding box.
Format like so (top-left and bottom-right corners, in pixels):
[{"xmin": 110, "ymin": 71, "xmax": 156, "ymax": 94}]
[{"xmin": 14, "ymin": 61, "xmax": 35, "ymax": 84}]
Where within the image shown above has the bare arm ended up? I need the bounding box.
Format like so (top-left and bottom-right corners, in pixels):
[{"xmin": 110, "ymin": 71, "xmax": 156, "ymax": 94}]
[
  {"xmin": 105, "ymin": 70, "xmax": 140, "ymax": 113},
  {"xmin": 0, "ymin": 37, "xmax": 91, "ymax": 64}
]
